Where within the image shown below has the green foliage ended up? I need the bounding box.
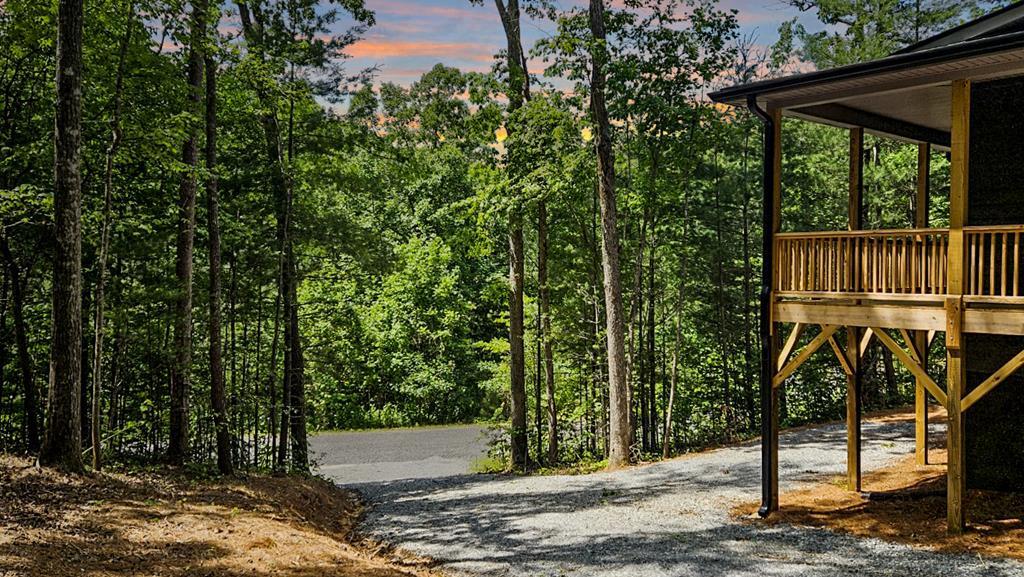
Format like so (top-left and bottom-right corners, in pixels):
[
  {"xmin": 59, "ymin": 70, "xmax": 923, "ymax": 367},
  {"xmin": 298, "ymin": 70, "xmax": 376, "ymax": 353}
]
[{"xmin": 0, "ymin": 0, "xmax": 1000, "ymax": 473}]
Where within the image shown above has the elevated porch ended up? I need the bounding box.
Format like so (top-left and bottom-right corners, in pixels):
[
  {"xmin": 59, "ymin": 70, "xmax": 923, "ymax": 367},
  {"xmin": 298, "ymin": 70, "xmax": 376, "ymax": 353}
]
[{"xmin": 773, "ymin": 226, "xmax": 1024, "ymax": 335}]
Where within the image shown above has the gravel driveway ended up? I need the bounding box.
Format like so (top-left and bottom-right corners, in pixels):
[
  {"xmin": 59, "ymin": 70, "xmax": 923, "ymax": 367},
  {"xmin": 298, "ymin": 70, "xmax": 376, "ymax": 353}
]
[
  {"xmin": 311, "ymin": 425, "xmax": 489, "ymax": 484},
  {"xmin": 337, "ymin": 417, "xmax": 1024, "ymax": 577}
]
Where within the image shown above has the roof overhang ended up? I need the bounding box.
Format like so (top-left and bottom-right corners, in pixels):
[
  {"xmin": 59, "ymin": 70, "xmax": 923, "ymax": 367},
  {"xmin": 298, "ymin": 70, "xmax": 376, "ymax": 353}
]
[{"xmin": 709, "ymin": 32, "xmax": 1024, "ymax": 150}]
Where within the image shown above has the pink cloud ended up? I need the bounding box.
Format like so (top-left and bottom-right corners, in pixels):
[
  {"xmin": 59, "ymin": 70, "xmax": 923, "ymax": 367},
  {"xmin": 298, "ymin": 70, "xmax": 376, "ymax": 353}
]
[
  {"xmin": 371, "ymin": 0, "xmax": 492, "ymax": 22},
  {"xmin": 349, "ymin": 38, "xmax": 496, "ymax": 62}
]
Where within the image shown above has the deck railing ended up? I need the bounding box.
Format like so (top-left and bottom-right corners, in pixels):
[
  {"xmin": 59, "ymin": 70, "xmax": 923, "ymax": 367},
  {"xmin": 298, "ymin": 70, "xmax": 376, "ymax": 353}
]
[{"xmin": 774, "ymin": 225, "xmax": 1024, "ymax": 300}]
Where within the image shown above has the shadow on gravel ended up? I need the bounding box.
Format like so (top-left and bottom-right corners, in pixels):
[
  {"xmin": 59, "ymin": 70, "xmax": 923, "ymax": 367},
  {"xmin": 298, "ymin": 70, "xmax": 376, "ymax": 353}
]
[
  {"xmin": 353, "ymin": 416, "xmax": 1013, "ymax": 576},
  {"xmin": 354, "ymin": 418, "xmax": 917, "ymax": 507}
]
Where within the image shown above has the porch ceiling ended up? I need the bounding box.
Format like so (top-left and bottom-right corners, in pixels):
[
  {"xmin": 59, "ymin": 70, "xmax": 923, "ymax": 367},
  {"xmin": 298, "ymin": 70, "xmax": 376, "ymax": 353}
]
[{"xmin": 710, "ymin": 34, "xmax": 1024, "ymax": 149}]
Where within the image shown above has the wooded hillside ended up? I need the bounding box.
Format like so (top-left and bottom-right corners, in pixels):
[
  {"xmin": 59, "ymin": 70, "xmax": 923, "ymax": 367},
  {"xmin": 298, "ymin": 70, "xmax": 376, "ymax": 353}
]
[{"xmin": 0, "ymin": 0, "xmax": 1002, "ymax": 473}]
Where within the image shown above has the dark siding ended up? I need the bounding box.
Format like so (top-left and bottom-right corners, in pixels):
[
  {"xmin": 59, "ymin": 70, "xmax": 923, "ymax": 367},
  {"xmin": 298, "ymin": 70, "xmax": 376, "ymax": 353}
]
[{"xmin": 966, "ymin": 76, "xmax": 1024, "ymax": 491}]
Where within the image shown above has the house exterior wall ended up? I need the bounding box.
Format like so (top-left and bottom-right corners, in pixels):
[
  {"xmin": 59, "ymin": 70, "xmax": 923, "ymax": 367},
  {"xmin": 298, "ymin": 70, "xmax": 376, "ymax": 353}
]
[{"xmin": 966, "ymin": 75, "xmax": 1024, "ymax": 491}]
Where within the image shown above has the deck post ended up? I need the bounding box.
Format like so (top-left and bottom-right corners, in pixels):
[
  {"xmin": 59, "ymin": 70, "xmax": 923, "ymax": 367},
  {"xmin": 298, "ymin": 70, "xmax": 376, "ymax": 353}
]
[
  {"xmin": 751, "ymin": 97, "xmax": 782, "ymax": 517},
  {"xmin": 915, "ymin": 142, "xmax": 931, "ymax": 466},
  {"xmin": 946, "ymin": 79, "xmax": 970, "ymax": 534},
  {"xmin": 847, "ymin": 127, "xmax": 863, "ymax": 492},
  {"xmin": 766, "ymin": 107, "xmax": 783, "ymax": 514}
]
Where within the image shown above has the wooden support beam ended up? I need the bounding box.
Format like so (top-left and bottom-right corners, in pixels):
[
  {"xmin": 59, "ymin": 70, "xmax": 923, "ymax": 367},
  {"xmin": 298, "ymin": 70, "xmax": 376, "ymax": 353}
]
[
  {"xmin": 946, "ymin": 78, "xmax": 970, "ymax": 534},
  {"xmin": 773, "ymin": 324, "xmax": 840, "ymax": 387},
  {"xmin": 845, "ymin": 327, "xmax": 862, "ymax": 492},
  {"xmin": 829, "ymin": 335, "xmax": 854, "ymax": 376},
  {"xmin": 847, "ymin": 127, "xmax": 863, "ymax": 493},
  {"xmin": 899, "ymin": 328, "xmax": 921, "ymax": 364},
  {"xmin": 962, "ymin": 347, "xmax": 1024, "ymax": 412},
  {"xmin": 775, "ymin": 301, "xmax": 946, "ymax": 331},
  {"xmin": 777, "ymin": 323, "xmax": 806, "ymax": 371},
  {"xmin": 859, "ymin": 328, "xmax": 874, "ymax": 359},
  {"xmin": 872, "ymin": 327, "xmax": 947, "ymax": 408}
]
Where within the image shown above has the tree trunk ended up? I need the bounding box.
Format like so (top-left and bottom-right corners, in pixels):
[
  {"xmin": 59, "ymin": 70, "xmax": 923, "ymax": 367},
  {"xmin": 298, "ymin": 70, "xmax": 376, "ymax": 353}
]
[
  {"xmin": 40, "ymin": 0, "xmax": 85, "ymax": 473},
  {"xmin": 538, "ymin": 201, "xmax": 557, "ymax": 464},
  {"xmin": 168, "ymin": 0, "xmax": 205, "ymax": 466},
  {"xmin": 206, "ymin": 44, "xmax": 231, "ymax": 475},
  {"xmin": 509, "ymin": 220, "xmax": 527, "ymax": 466},
  {"xmin": 646, "ymin": 225, "xmax": 656, "ymax": 450},
  {"xmin": 235, "ymin": 1, "xmax": 298, "ymax": 473},
  {"xmin": 492, "ymin": 0, "xmax": 530, "ymax": 469},
  {"xmin": 663, "ymin": 192, "xmax": 689, "ymax": 458},
  {"xmin": 589, "ymin": 0, "xmax": 630, "ymax": 469},
  {"xmin": 90, "ymin": 1, "xmax": 133, "ymax": 471},
  {"xmin": 267, "ymin": 289, "xmax": 280, "ymax": 466},
  {"xmin": 288, "ymin": 251, "xmax": 308, "ymax": 471},
  {"xmin": 0, "ymin": 238, "xmax": 38, "ymax": 453}
]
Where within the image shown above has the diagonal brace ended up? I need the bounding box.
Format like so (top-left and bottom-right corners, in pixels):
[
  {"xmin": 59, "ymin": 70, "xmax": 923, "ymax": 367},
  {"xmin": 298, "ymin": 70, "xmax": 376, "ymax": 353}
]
[
  {"xmin": 962, "ymin": 348, "xmax": 1024, "ymax": 412},
  {"xmin": 773, "ymin": 325, "xmax": 840, "ymax": 388},
  {"xmin": 872, "ymin": 327, "xmax": 947, "ymax": 409}
]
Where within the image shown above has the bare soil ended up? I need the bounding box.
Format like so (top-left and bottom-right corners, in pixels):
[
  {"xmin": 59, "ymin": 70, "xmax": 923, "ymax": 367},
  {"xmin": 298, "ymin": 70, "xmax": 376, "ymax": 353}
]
[
  {"xmin": 734, "ymin": 410, "xmax": 1024, "ymax": 562},
  {"xmin": 0, "ymin": 455, "xmax": 437, "ymax": 577}
]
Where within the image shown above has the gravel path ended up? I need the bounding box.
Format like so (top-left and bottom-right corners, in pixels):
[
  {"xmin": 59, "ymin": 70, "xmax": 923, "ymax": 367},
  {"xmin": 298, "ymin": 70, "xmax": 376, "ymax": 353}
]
[
  {"xmin": 337, "ymin": 417, "xmax": 1024, "ymax": 577},
  {"xmin": 311, "ymin": 425, "xmax": 489, "ymax": 484}
]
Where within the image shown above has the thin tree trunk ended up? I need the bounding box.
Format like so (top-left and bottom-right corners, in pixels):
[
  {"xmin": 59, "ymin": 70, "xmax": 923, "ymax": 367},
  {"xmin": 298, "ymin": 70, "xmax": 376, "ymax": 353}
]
[
  {"xmin": 267, "ymin": 289, "xmax": 280, "ymax": 466},
  {"xmin": 229, "ymin": 255, "xmax": 238, "ymax": 463},
  {"xmin": 90, "ymin": 1, "xmax": 133, "ymax": 470},
  {"xmin": 538, "ymin": 201, "xmax": 557, "ymax": 463},
  {"xmin": 662, "ymin": 193, "xmax": 688, "ymax": 458},
  {"xmin": 206, "ymin": 43, "xmax": 231, "ymax": 475},
  {"xmin": 168, "ymin": 0, "xmax": 205, "ymax": 466},
  {"xmin": 0, "ymin": 269, "xmax": 8, "ymax": 446},
  {"xmin": 646, "ymin": 225, "xmax": 656, "ymax": 450},
  {"xmin": 1, "ymin": 238, "xmax": 39, "ymax": 453},
  {"xmin": 288, "ymin": 255, "xmax": 308, "ymax": 471},
  {"xmin": 589, "ymin": 0, "xmax": 629, "ymax": 469},
  {"xmin": 235, "ymin": 1, "xmax": 296, "ymax": 473},
  {"xmin": 40, "ymin": 0, "xmax": 85, "ymax": 472},
  {"xmin": 509, "ymin": 219, "xmax": 527, "ymax": 466},
  {"xmin": 492, "ymin": 0, "xmax": 529, "ymax": 469},
  {"xmin": 663, "ymin": 309, "xmax": 681, "ymax": 458}
]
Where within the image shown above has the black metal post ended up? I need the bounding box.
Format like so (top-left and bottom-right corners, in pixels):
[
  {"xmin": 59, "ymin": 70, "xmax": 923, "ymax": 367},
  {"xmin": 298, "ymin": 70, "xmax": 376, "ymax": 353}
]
[{"xmin": 747, "ymin": 95, "xmax": 776, "ymax": 518}]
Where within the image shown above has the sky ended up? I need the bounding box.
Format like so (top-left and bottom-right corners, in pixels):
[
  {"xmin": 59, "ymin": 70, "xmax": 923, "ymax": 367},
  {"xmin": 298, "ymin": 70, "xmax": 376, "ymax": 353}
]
[{"xmin": 343, "ymin": 0, "xmax": 823, "ymax": 87}]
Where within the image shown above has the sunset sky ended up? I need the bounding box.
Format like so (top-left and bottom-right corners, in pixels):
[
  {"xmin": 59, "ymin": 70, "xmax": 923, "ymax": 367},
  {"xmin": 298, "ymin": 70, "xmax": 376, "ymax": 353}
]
[{"xmin": 344, "ymin": 0, "xmax": 822, "ymax": 86}]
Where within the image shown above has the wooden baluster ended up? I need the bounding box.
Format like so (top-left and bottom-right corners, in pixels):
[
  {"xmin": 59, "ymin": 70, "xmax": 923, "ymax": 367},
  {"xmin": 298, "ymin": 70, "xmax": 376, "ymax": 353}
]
[
  {"xmin": 801, "ymin": 239, "xmax": 807, "ymax": 291},
  {"xmin": 888, "ymin": 236, "xmax": 893, "ymax": 293},
  {"xmin": 873, "ymin": 237, "xmax": 879, "ymax": 292},
  {"xmin": 1002, "ymin": 232, "xmax": 1008, "ymax": 296},
  {"xmin": 911, "ymin": 235, "xmax": 916, "ymax": 293},
  {"xmin": 820, "ymin": 238, "xmax": 826, "ymax": 292},
  {"xmin": 777, "ymin": 239, "xmax": 783, "ymax": 290},
  {"xmin": 970, "ymin": 233, "xmax": 977, "ymax": 295},
  {"xmin": 826, "ymin": 239, "xmax": 831, "ymax": 292},
  {"xmin": 846, "ymin": 237, "xmax": 852, "ymax": 292},
  {"xmin": 1016, "ymin": 231, "xmax": 1020, "ymax": 297},
  {"xmin": 991, "ymin": 231, "xmax": 997, "ymax": 296},
  {"xmin": 819, "ymin": 238, "xmax": 825, "ymax": 291},
  {"xmin": 924, "ymin": 235, "xmax": 930, "ymax": 294},
  {"xmin": 931, "ymin": 235, "xmax": 936, "ymax": 294},
  {"xmin": 831, "ymin": 238, "xmax": 836, "ymax": 292},
  {"xmin": 809, "ymin": 239, "xmax": 815, "ymax": 291},
  {"xmin": 901, "ymin": 236, "xmax": 907, "ymax": 292},
  {"xmin": 942, "ymin": 235, "xmax": 947, "ymax": 294},
  {"xmin": 814, "ymin": 238, "xmax": 818, "ymax": 291},
  {"xmin": 790, "ymin": 241, "xmax": 796, "ymax": 291}
]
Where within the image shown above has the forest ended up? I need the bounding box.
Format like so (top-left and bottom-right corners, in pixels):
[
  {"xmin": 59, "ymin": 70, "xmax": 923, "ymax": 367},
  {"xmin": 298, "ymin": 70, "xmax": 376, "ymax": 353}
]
[{"xmin": 0, "ymin": 0, "xmax": 1002, "ymax": 475}]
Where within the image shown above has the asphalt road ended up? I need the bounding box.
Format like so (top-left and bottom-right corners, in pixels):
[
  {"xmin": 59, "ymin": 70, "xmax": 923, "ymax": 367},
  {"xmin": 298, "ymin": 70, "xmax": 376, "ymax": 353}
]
[{"xmin": 311, "ymin": 424, "xmax": 491, "ymax": 485}]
